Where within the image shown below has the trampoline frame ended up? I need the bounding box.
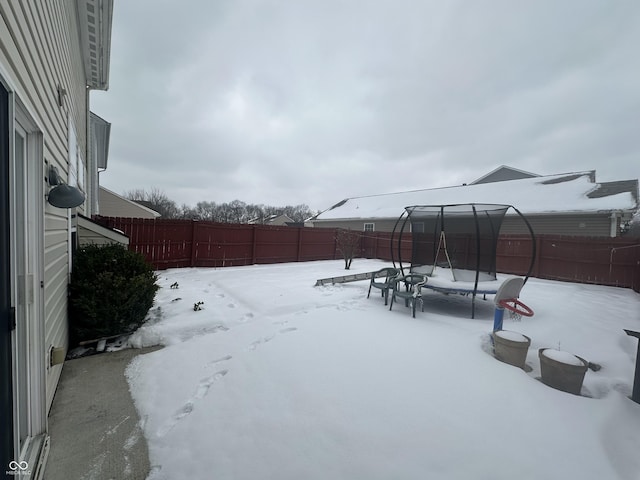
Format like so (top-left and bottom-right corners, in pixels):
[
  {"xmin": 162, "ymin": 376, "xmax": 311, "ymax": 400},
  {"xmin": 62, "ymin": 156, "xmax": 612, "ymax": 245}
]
[{"xmin": 390, "ymin": 203, "xmax": 536, "ymax": 318}]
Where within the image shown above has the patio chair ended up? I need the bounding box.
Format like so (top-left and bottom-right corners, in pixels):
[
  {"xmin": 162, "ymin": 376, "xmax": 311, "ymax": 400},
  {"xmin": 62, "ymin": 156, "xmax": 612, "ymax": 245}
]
[
  {"xmin": 367, "ymin": 267, "xmax": 400, "ymax": 305},
  {"xmin": 389, "ymin": 274, "xmax": 428, "ymax": 318}
]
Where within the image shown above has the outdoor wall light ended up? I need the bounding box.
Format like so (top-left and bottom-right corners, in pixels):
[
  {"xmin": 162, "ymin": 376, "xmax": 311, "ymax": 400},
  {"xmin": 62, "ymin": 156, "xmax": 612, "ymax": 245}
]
[
  {"xmin": 57, "ymin": 85, "xmax": 67, "ymax": 107},
  {"xmin": 46, "ymin": 165, "xmax": 85, "ymax": 209}
]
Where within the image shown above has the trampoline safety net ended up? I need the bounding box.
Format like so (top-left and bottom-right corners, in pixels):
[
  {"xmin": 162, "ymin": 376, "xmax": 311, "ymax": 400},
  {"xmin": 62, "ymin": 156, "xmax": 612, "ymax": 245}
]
[{"xmin": 405, "ymin": 204, "xmax": 510, "ymax": 282}]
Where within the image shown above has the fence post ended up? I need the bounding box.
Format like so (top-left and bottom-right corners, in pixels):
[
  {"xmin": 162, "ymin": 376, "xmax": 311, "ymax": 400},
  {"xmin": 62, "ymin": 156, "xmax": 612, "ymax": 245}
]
[
  {"xmin": 251, "ymin": 225, "xmax": 257, "ymax": 264},
  {"xmin": 190, "ymin": 220, "xmax": 198, "ymax": 267},
  {"xmin": 533, "ymin": 236, "xmax": 542, "ymax": 278},
  {"xmin": 149, "ymin": 219, "xmax": 155, "ymax": 267},
  {"xmin": 296, "ymin": 227, "xmax": 303, "ymax": 262},
  {"xmin": 373, "ymin": 232, "xmax": 378, "ymax": 259}
]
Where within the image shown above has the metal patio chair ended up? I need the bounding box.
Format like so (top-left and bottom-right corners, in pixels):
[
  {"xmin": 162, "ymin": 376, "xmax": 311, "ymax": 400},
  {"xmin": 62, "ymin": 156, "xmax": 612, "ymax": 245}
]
[
  {"xmin": 389, "ymin": 274, "xmax": 428, "ymax": 318},
  {"xmin": 367, "ymin": 267, "xmax": 400, "ymax": 305}
]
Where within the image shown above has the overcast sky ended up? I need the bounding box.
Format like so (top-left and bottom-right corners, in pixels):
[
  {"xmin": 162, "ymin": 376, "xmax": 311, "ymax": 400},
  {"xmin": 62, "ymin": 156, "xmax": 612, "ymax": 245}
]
[{"xmin": 91, "ymin": 0, "xmax": 640, "ymax": 213}]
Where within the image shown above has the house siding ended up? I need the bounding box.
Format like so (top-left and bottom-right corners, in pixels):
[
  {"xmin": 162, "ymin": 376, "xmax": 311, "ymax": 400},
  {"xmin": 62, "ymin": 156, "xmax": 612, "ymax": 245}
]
[
  {"xmin": 1, "ymin": 1, "xmax": 90, "ymax": 413},
  {"xmin": 77, "ymin": 215, "xmax": 129, "ymax": 246},
  {"xmin": 99, "ymin": 187, "xmax": 161, "ymax": 218},
  {"xmin": 313, "ymin": 219, "xmax": 400, "ymax": 232},
  {"xmin": 314, "ymin": 213, "xmax": 614, "ymax": 237},
  {"xmin": 500, "ymin": 214, "xmax": 612, "ymax": 237}
]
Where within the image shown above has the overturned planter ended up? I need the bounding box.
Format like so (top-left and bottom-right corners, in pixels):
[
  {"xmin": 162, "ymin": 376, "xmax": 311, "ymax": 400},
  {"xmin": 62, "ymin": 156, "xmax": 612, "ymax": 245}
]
[
  {"xmin": 492, "ymin": 330, "xmax": 531, "ymax": 370},
  {"xmin": 539, "ymin": 348, "xmax": 589, "ymax": 395}
]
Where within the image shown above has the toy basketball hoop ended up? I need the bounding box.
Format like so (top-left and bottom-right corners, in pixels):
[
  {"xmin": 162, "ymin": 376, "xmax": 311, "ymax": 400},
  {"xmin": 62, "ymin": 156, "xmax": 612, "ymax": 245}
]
[{"xmin": 497, "ymin": 298, "xmax": 534, "ymax": 321}]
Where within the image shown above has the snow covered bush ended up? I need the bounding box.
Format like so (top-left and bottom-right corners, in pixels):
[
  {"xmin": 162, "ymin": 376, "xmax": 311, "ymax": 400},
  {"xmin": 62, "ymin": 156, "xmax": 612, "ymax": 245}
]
[{"xmin": 69, "ymin": 243, "xmax": 159, "ymax": 344}]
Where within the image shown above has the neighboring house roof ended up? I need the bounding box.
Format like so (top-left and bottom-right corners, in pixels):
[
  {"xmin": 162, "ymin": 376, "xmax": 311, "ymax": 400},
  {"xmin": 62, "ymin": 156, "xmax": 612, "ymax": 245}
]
[
  {"xmin": 269, "ymin": 214, "xmax": 294, "ymax": 225},
  {"xmin": 76, "ymin": 213, "xmax": 129, "ymax": 246},
  {"xmin": 133, "ymin": 199, "xmax": 160, "ymax": 211},
  {"xmin": 314, "ymin": 171, "xmax": 638, "ymax": 221},
  {"xmin": 77, "ymin": 0, "xmax": 113, "ymax": 90},
  {"xmin": 470, "ymin": 165, "xmax": 540, "ymax": 184},
  {"xmin": 588, "ymin": 179, "xmax": 639, "ymax": 204},
  {"xmin": 98, "ymin": 187, "xmax": 161, "ymax": 218},
  {"xmin": 249, "ymin": 214, "xmax": 295, "ymax": 225}
]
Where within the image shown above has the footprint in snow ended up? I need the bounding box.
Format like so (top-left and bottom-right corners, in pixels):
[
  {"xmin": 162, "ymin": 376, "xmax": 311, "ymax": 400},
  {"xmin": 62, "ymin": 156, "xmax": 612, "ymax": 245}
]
[
  {"xmin": 194, "ymin": 370, "xmax": 228, "ymax": 400},
  {"xmin": 248, "ymin": 335, "xmax": 275, "ymax": 350},
  {"xmin": 248, "ymin": 328, "xmax": 297, "ymax": 350},
  {"xmin": 156, "ymin": 369, "xmax": 228, "ymax": 437},
  {"xmin": 207, "ymin": 354, "xmax": 232, "ymax": 366},
  {"xmin": 156, "ymin": 402, "xmax": 194, "ymax": 437}
]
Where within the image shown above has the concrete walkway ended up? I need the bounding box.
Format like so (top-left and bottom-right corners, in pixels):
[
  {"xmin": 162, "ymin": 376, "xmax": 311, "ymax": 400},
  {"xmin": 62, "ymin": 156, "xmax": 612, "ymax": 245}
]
[{"xmin": 45, "ymin": 347, "xmax": 160, "ymax": 480}]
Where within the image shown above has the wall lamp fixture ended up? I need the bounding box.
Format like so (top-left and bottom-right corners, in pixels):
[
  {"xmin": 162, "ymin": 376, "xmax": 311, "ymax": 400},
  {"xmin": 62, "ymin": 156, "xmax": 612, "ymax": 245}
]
[
  {"xmin": 57, "ymin": 85, "xmax": 67, "ymax": 107},
  {"xmin": 47, "ymin": 165, "xmax": 85, "ymax": 209}
]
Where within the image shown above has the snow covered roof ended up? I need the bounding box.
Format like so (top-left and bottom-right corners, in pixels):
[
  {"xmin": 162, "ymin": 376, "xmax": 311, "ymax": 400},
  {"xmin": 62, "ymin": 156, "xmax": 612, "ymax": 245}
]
[
  {"xmin": 315, "ymin": 172, "xmax": 638, "ymax": 221},
  {"xmin": 470, "ymin": 165, "xmax": 539, "ymax": 184}
]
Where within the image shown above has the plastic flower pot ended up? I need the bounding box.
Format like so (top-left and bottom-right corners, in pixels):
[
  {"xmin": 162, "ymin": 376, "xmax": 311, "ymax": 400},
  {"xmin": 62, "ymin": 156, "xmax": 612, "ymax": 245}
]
[
  {"xmin": 492, "ymin": 330, "xmax": 531, "ymax": 370},
  {"xmin": 538, "ymin": 348, "xmax": 589, "ymax": 395}
]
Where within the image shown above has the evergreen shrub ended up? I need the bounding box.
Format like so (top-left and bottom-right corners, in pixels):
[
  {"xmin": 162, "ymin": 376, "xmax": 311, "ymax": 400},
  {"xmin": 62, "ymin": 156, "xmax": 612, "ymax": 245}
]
[{"xmin": 69, "ymin": 243, "xmax": 159, "ymax": 344}]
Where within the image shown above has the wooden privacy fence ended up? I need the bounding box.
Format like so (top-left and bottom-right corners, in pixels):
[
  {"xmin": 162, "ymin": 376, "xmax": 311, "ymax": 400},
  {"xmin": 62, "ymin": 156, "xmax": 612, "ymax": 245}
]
[
  {"xmin": 94, "ymin": 217, "xmax": 339, "ymax": 269},
  {"xmin": 361, "ymin": 232, "xmax": 640, "ymax": 293},
  {"xmin": 498, "ymin": 235, "xmax": 640, "ymax": 290},
  {"xmin": 95, "ymin": 217, "xmax": 640, "ymax": 292}
]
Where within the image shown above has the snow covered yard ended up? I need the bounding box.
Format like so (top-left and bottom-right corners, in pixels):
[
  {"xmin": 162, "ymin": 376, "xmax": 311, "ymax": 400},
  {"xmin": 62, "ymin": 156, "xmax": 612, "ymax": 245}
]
[{"xmin": 125, "ymin": 259, "xmax": 640, "ymax": 480}]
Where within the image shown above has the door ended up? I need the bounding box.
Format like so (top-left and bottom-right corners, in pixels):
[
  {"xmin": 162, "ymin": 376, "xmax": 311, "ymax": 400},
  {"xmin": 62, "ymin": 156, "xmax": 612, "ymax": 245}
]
[
  {"xmin": 10, "ymin": 101, "xmax": 46, "ymax": 470},
  {"xmin": 13, "ymin": 123, "xmax": 32, "ymax": 458},
  {"xmin": 0, "ymin": 80, "xmax": 14, "ymax": 480}
]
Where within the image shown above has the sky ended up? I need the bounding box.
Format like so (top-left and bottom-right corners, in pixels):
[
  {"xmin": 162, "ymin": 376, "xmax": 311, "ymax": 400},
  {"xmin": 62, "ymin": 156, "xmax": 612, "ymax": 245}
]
[{"xmin": 91, "ymin": 0, "xmax": 640, "ymax": 213}]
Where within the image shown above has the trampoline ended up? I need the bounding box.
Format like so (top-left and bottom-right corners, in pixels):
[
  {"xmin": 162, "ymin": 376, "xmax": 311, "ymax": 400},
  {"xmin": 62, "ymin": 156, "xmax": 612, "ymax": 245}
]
[{"xmin": 391, "ymin": 203, "xmax": 536, "ymax": 318}]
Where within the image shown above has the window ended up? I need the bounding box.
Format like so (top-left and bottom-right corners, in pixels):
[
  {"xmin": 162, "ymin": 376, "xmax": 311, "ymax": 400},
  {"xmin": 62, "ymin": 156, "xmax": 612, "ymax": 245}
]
[
  {"xmin": 364, "ymin": 223, "xmax": 374, "ymax": 232},
  {"xmin": 68, "ymin": 118, "xmax": 85, "ymax": 191}
]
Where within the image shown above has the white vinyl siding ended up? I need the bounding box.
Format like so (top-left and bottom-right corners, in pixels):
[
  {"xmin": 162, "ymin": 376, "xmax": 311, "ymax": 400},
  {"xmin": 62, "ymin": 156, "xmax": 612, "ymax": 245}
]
[
  {"xmin": 314, "ymin": 214, "xmax": 614, "ymax": 237},
  {"xmin": 98, "ymin": 187, "xmax": 161, "ymax": 219},
  {"xmin": 77, "ymin": 215, "xmax": 129, "ymax": 246},
  {"xmin": 1, "ymin": 1, "xmax": 90, "ymax": 412},
  {"xmin": 313, "ymin": 219, "xmax": 399, "ymax": 232},
  {"xmin": 499, "ymin": 214, "xmax": 612, "ymax": 237}
]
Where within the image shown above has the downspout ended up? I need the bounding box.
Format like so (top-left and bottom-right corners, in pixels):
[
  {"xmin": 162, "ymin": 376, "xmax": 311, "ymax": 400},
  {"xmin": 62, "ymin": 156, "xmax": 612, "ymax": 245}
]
[
  {"xmin": 471, "ymin": 205, "xmax": 480, "ymax": 319},
  {"xmin": 610, "ymin": 211, "xmax": 619, "ymax": 238},
  {"xmin": 86, "ymin": 88, "xmax": 100, "ymax": 217}
]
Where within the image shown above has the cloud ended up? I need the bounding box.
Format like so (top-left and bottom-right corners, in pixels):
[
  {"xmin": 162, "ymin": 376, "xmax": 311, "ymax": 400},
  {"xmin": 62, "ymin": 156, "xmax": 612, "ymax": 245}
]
[{"xmin": 94, "ymin": 0, "xmax": 640, "ymax": 211}]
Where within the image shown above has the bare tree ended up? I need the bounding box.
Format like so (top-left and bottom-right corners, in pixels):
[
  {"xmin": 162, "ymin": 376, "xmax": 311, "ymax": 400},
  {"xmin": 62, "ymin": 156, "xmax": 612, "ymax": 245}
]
[
  {"xmin": 124, "ymin": 190, "xmax": 317, "ymax": 225},
  {"xmin": 227, "ymin": 200, "xmax": 248, "ymax": 223},
  {"xmin": 194, "ymin": 201, "xmax": 218, "ymax": 221},
  {"xmin": 124, "ymin": 187, "xmax": 180, "ymax": 218},
  {"xmin": 281, "ymin": 204, "xmax": 314, "ymax": 223},
  {"xmin": 180, "ymin": 204, "xmax": 199, "ymax": 220},
  {"xmin": 335, "ymin": 228, "xmax": 361, "ymax": 270}
]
